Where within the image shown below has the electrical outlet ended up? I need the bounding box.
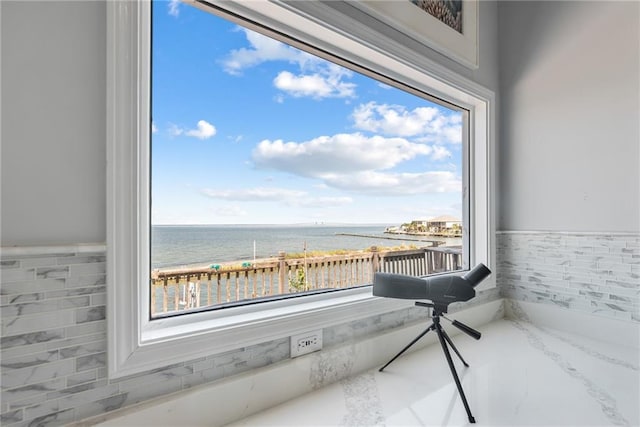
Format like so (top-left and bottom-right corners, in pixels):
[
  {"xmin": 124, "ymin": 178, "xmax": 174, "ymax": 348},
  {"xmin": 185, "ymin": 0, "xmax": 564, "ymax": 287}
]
[{"xmin": 290, "ymin": 330, "xmax": 323, "ymax": 358}]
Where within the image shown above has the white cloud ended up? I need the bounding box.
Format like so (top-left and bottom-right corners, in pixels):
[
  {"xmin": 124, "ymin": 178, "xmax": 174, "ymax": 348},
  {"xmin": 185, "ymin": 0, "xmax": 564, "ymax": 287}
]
[
  {"xmin": 273, "ymin": 70, "xmax": 355, "ymax": 99},
  {"xmin": 431, "ymin": 146, "xmax": 452, "ymax": 160},
  {"xmin": 169, "ymin": 124, "xmax": 184, "ymax": 137},
  {"xmin": 252, "ymin": 133, "xmax": 431, "ymax": 176},
  {"xmin": 352, "ymin": 102, "xmax": 462, "ymax": 144},
  {"xmin": 151, "ymin": 122, "xmax": 158, "ymax": 134},
  {"xmin": 170, "ymin": 120, "xmax": 217, "ymax": 140},
  {"xmin": 322, "ymin": 171, "xmax": 461, "ymax": 195},
  {"xmin": 186, "ymin": 120, "xmax": 217, "ymax": 140},
  {"xmin": 168, "ymin": 0, "xmax": 180, "ymax": 17},
  {"xmin": 215, "ymin": 205, "xmax": 247, "ymax": 217},
  {"xmin": 203, "ymin": 187, "xmax": 306, "ymax": 202},
  {"xmin": 291, "ymin": 196, "xmax": 352, "ymax": 208},
  {"xmin": 221, "ymin": 28, "xmax": 357, "ymax": 100},
  {"xmin": 250, "ymin": 132, "xmax": 461, "ymax": 195},
  {"xmin": 352, "ymin": 102, "xmax": 437, "ymax": 136},
  {"xmin": 221, "ymin": 28, "xmax": 314, "ymax": 75},
  {"xmin": 202, "ymin": 187, "xmax": 352, "ymax": 208}
]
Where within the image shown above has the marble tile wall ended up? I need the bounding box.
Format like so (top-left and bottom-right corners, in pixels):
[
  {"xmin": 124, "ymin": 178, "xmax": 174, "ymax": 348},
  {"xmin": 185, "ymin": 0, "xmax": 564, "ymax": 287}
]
[
  {"xmin": 2, "ymin": 249, "xmax": 503, "ymax": 426},
  {"xmin": 497, "ymin": 232, "xmax": 640, "ymax": 322},
  {"xmin": 7, "ymin": 234, "xmax": 633, "ymax": 425}
]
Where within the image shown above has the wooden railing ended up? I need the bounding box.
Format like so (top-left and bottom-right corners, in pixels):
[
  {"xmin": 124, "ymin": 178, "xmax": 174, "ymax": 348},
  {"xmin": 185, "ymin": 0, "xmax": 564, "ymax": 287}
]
[{"xmin": 150, "ymin": 246, "xmax": 462, "ymax": 316}]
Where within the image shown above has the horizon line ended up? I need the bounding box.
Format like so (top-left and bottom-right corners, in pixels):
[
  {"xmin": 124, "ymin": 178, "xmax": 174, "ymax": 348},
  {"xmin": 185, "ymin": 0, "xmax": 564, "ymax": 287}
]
[{"xmin": 152, "ymin": 222, "xmax": 392, "ymax": 227}]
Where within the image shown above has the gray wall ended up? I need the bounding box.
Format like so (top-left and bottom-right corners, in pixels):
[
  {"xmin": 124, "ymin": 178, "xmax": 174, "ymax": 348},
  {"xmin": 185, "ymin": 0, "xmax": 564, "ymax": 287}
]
[
  {"xmin": 1, "ymin": 1, "xmax": 107, "ymax": 246},
  {"xmin": 498, "ymin": 1, "xmax": 640, "ymax": 232},
  {"xmin": 496, "ymin": 1, "xmax": 639, "ymax": 327},
  {"xmin": 0, "ymin": 0, "xmax": 500, "ymax": 246}
]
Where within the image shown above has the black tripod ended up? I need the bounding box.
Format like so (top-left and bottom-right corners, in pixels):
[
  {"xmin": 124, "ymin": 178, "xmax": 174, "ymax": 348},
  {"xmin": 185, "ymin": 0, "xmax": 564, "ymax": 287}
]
[{"xmin": 379, "ymin": 301, "xmax": 481, "ymax": 424}]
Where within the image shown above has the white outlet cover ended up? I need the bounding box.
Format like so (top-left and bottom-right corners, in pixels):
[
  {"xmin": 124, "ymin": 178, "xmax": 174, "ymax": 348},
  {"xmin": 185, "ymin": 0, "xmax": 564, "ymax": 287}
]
[{"xmin": 290, "ymin": 330, "xmax": 323, "ymax": 358}]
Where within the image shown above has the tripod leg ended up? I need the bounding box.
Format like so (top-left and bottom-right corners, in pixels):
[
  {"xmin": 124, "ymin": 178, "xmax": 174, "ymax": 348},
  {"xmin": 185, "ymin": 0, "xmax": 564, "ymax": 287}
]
[
  {"xmin": 379, "ymin": 323, "xmax": 434, "ymax": 372},
  {"xmin": 435, "ymin": 322, "xmax": 476, "ymax": 423},
  {"xmin": 440, "ymin": 327, "xmax": 469, "ymax": 367}
]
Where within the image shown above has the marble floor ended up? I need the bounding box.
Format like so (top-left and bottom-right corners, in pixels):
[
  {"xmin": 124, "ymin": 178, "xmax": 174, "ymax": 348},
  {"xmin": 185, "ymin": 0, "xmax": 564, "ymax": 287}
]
[{"xmin": 228, "ymin": 319, "xmax": 640, "ymax": 426}]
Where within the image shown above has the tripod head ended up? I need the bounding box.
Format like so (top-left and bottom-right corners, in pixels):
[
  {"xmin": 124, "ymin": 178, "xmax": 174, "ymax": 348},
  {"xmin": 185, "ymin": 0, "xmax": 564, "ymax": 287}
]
[{"xmin": 373, "ymin": 263, "xmax": 491, "ymax": 313}]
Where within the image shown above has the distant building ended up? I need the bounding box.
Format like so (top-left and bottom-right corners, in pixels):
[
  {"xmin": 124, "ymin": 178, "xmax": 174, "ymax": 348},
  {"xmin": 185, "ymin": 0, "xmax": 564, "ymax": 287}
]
[
  {"xmin": 394, "ymin": 215, "xmax": 462, "ymax": 235},
  {"xmin": 426, "ymin": 215, "xmax": 462, "ymax": 236},
  {"xmin": 384, "ymin": 226, "xmax": 401, "ymax": 233},
  {"xmin": 405, "ymin": 218, "xmax": 429, "ymax": 232}
]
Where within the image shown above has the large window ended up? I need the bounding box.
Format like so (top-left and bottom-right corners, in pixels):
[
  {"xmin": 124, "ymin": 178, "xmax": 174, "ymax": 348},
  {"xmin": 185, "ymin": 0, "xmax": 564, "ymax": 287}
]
[
  {"xmin": 107, "ymin": 0, "xmax": 494, "ymax": 378},
  {"xmin": 150, "ymin": 1, "xmax": 468, "ymax": 317}
]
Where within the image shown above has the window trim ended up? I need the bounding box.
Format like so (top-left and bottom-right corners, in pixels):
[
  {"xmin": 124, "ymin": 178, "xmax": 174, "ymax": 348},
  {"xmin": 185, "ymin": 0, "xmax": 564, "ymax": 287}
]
[{"xmin": 107, "ymin": 0, "xmax": 495, "ymax": 378}]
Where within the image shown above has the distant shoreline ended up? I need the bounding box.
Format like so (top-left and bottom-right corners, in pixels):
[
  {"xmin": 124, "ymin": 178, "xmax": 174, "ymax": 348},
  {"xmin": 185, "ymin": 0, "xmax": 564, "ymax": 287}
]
[
  {"xmin": 336, "ymin": 232, "xmax": 445, "ymax": 244},
  {"xmin": 152, "ymin": 223, "xmax": 390, "ymax": 228}
]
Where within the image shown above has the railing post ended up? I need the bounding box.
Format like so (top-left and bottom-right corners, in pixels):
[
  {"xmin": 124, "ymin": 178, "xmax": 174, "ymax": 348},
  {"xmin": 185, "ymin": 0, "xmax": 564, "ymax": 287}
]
[
  {"xmin": 162, "ymin": 283, "xmax": 168, "ymax": 313},
  {"xmin": 371, "ymin": 246, "xmax": 379, "ymax": 277},
  {"xmin": 174, "ymin": 281, "xmax": 180, "ymax": 311},
  {"xmin": 216, "ymin": 274, "xmax": 221, "ymax": 304},
  {"xmin": 278, "ymin": 251, "xmax": 286, "ymax": 294}
]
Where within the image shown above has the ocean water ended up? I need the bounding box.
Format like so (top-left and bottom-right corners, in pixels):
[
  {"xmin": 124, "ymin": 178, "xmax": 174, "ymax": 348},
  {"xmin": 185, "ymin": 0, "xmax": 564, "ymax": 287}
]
[{"xmin": 151, "ymin": 224, "xmax": 461, "ymax": 269}]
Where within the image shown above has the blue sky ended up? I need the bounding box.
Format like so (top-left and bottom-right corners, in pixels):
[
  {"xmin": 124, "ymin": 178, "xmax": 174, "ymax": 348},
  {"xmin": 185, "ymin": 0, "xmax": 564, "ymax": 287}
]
[{"xmin": 151, "ymin": 1, "xmax": 464, "ymax": 225}]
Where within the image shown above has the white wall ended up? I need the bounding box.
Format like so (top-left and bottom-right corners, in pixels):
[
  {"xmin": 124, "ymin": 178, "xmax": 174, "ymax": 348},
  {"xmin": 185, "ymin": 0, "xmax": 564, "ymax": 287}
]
[
  {"xmin": 1, "ymin": 1, "xmax": 107, "ymax": 246},
  {"xmin": 0, "ymin": 0, "xmax": 500, "ymax": 246},
  {"xmin": 498, "ymin": 1, "xmax": 640, "ymax": 232}
]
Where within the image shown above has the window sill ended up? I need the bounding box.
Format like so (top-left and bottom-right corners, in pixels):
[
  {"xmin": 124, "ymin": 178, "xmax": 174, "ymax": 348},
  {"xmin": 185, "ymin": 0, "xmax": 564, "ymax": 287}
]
[{"xmin": 121, "ymin": 288, "xmax": 412, "ymax": 378}]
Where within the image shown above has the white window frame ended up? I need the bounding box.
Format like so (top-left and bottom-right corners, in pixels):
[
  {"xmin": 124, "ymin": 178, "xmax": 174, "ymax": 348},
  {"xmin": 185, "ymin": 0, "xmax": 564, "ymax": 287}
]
[{"xmin": 106, "ymin": 0, "xmax": 495, "ymax": 378}]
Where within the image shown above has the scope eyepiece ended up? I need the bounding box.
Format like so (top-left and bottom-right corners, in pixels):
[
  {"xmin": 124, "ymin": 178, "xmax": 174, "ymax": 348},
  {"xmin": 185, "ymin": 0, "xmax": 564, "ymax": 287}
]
[{"xmin": 462, "ymin": 263, "xmax": 491, "ymax": 288}]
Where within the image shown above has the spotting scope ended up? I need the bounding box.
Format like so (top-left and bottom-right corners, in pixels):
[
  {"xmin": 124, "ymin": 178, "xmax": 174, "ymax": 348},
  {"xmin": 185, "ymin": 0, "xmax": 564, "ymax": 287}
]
[
  {"xmin": 374, "ymin": 263, "xmax": 491, "ymax": 423},
  {"xmin": 373, "ymin": 263, "xmax": 491, "ymax": 311}
]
